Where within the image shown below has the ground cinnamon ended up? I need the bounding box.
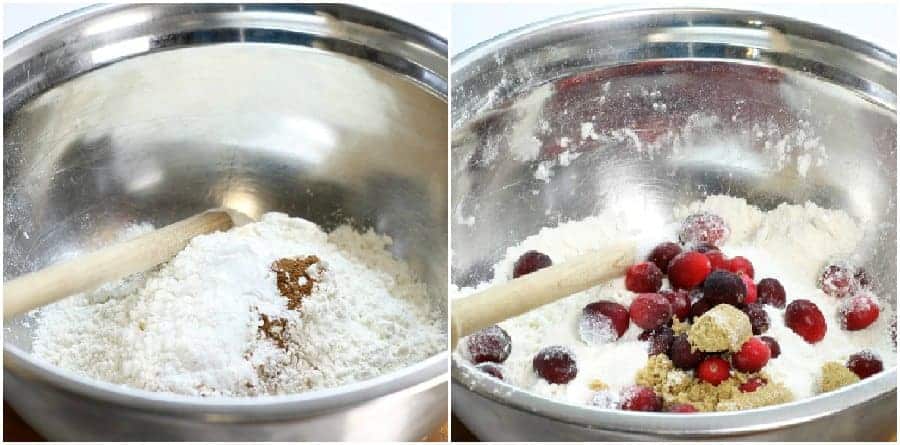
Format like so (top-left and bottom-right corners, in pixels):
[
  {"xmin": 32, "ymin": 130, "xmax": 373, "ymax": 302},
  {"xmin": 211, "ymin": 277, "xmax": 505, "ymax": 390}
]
[
  {"xmin": 259, "ymin": 314, "xmax": 288, "ymax": 349},
  {"xmin": 271, "ymin": 255, "xmax": 323, "ymax": 310}
]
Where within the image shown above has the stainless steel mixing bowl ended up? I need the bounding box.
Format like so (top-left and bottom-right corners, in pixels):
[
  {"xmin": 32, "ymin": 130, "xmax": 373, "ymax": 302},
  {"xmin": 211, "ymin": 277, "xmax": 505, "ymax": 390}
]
[
  {"xmin": 451, "ymin": 7, "xmax": 896, "ymax": 441},
  {"xmin": 4, "ymin": 4, "xmax": 447, "ymax": 441}
]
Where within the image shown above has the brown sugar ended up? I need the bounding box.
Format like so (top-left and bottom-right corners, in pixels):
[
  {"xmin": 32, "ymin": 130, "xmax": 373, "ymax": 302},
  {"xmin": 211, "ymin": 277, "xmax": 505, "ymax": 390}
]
[
  {"xmin": 271, "ymin": 255, "xmax": 323, "ymax": 310},
  {"xmin": 688, "ymin": 304, "xmax": 752, "ymax": 353},
  {"xmin": 819, "ymin": 361, "xmax": 860, "ymax": 393},
  {"xmin": 635, "ymin": 354, "xmax": 794, "ymax": 412}
]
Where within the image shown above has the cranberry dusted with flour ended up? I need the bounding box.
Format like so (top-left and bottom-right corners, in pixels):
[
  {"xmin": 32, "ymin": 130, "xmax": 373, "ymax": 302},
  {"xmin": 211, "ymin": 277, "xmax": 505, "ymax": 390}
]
[
  {"xmin": 785, "ymin": 299, "xmax": 827, "ymax": 343},
  {"xmin": 742, "ymin": 303, "xmax": 770, "ymax": 335},
  {"xmin": 732, "ymin": 337, "xmax": 771, "ymax": 373},
  {"xmin": 759, "ymin": 336, "xmax": 781, "ymax": 358},
  {"xmin": 839, "ymin": 293, "xmax": 880, "ymax": 331},
  {"xmin": 668, "ymin": 334, "xmax": 705, "ymax": 370},
  {"xmin": 583, "ymin": 301, "xmax": 630, "ymax": 337},
  {"xmin": 846, "ymin": 351, "xmax": 883, "ymax": 379},
  {"xmin": 533, "ymin": 346, "xmax": 578, "ymax": 384},
  {"xmin": 668, "ymin": 251, "xmax": 712, "ymax": 289},
  {"xmin": 660, "ymin": 289, "xmax": 691, "ymax": 321},
  {"xmin": 757, "ymin": 278, "xmax": 786, "ymax": 308},
  {"xmin": 619, "ymin": 385, "xmax": 663, "ymax": 412},
  {"xmin": 513, "ymin": 250, "xmax": 552, "ymax": 278},
  {"xmin": 702, "ymin": 270, "xmax": 746, "ymax": 306},
  {"xmin": 466, "ymin": 325, "xmax": 512, "ymax": 364},
  {"xmin": 625, "ymin": 262, "xmax": 664, "ymax": 293},
  {"xmin": 580, "ymin": 301, "xmax": 630, "ymax": 345},
  {"xmin": 639, "ymin": 324, "xmax": 675, "ymax": 356},
  {"xmin": 696, "ymin": 356, "xmax": 731, "ymax": 386},
  {"xmin": 678, "ymin": 212, "xmax": 730, "ymax": 248},
  {"xmin": 629, "ymin": 293, "xmax": 673, "ymax": 330},
  {"xmin": 819, "ymin": 263, "xmax": 856, "ymax": 298},
  {"xmin": 647, "ymin": 241, "xmax": 682, "ymax": 272},
  {"xmin": 475, "ymin": 362, "xmax": 504, "ymax": 380}
]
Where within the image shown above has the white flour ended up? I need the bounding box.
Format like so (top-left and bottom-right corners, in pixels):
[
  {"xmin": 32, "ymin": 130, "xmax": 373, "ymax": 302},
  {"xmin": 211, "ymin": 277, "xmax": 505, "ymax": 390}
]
[
  {"xmin": 32, "ymin": 213, "xmax": 444, "ymax": 397},
  {"xmin": 453, "ymin": 195, "xmax": 895, "ymax": 406}
]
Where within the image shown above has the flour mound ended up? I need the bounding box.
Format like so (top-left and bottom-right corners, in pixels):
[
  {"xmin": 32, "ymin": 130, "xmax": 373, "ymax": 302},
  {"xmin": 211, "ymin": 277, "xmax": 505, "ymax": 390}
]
[{"xmin": 32, "ymin": 213, "xmax": 444, "ymax": 397}]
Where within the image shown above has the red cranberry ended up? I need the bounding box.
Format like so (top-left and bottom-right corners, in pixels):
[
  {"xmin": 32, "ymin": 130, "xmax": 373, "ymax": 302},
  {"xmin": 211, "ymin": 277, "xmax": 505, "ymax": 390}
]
[
  {"xmin": 533, "ymin": 346, "xmax": 577, "ymax": 384},
  {"xmin": 639, "ymin": 325, "xmax": 675, "ymax": 356},
  {"xmin": 728, "ymin": 256, "xmax": 755, "ymax": 278},
  {"xmin": 619, "ymin": 386, "xmax": 663, "ymax": 412},
  {"xmin": 690, "ymin": 297, "xmax": 713, "ymax": 320},
  {"xmin": 740, "ymin": 274, "xmax": 757, "ymax": 304},
  {"xmin": 583, "ymin": 301, "xmax": 629, "ymax": 336},
  {"xmin": 580, "ymin": 301, "xmax": 629, "ymax": 345},
  {"xmin": 706, "ymin": 251, "xmax": 730, "ymax": 271},
  {"xmin": 732, "ymin": 337, "xmax": 771, "ymax": 373},
  {"xmin": 513, "ymin": 250, "xmax": 552, "ymax": 278},
  {"xmin": 660, "ymin": 289, "xmax": 691, "ymax": 321},
  {"xmin": 678, "ymin": 212, "xmax": 730, "ymax": 248},
  {"xmin": 697, "ymin": 356, "xmax": 731, "ymax": 386},
  {"xmin": 757, "ymin": 278, "xmax": 786, "ymax": 308},
  {"xmin": 846, "ymin": 351, "xmax": 883, "ymax": 379},
  {"xmin": 466, "ymin": 325, "xmax": 512, "ymax": 364},
  {"xmin": 625, "ymin": 262, "xmax": 664, "ymax": 293},
  {"xmin": 785, "ymin": 299, "xmax": 827, "ymax": 343},
  {"xmin": 629, "ymin": 293, "xmax": 673, "ymax": 330},
  {"xmin": 839, "ymin": 294, "xmax": 880, "ymax": 331},
  {"xmin": 647, "ymin": 242, "xmax": 682, "ymax": 272},
  {"xmin": 668, "ymin": 334, "xmax": 705, "ymax": 370},
  {"xmin": 665, "ymin": 403, "xmax": 698, "ymax": 413},
  {"xmin": 819, "ymin": 263, "xmax": 855, "ymax": 298},
  {"xmin": 760, "ymin": 336, "xmax": 781, "ymax": 358},
  {"xmin": 702, "ymin": 270, "xmax": 746, "ymax": 306},
  {"xmin": 668, "ymin": 251, "xmax": 712, "ymax": 289},
  {"xmin": 742, "ymin": 303, "xmax": 770, "ymax": 335},
  {"xmin": 475, "ymin": 362, "xmax": 504, "ymax": 380},
  {"xmin": 739, "ymin": 377, "xmax": 766, "ymax": 393}
]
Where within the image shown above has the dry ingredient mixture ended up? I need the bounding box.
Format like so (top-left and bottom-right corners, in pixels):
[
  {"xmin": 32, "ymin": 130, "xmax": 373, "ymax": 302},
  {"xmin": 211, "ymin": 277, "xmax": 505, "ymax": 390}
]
[
  {"xmin": 32, "ymin": 213, "xmax": 444, "ymax": 397},
  {"xmin": 454, "ymin": 195, "xmax": 896, "ymax": 412}
]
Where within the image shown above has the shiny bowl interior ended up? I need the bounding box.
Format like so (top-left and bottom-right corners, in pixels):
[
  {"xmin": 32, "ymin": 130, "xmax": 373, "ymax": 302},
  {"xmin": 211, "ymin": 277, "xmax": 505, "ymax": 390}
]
[
  {"xmin": 451, "ymin": 7, "xmax": 896, "ymax": 439},
  {"xmin": 4, "ymin": 3, "xmax": 447, "ymax": 440}
]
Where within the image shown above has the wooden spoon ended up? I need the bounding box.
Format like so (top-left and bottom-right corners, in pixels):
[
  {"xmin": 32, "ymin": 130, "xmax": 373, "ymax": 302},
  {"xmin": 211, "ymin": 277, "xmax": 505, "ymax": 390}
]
[
  {"xmin": 3, "ymin": 209, "xmax": 253, "ymax": 319},
  {"xmin": 450, "ymin": 240, "xmax": 636, "ymax": 346}
]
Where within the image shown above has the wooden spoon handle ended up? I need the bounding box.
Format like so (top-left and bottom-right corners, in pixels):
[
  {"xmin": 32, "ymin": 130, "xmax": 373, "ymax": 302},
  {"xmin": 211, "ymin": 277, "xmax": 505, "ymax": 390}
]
[
  {"xmin": 3, "ymin": 210, "xmax": 237, "ymax": 319},
  {"xmin": 450, "ymin": 240, "xmax": 636, "ymax": 346}
]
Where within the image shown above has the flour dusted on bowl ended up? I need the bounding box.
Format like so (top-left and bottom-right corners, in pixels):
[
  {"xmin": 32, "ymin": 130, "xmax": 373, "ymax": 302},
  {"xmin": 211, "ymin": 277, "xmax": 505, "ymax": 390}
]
[
  {"xmin": 32, "ymin": 213, "xmax": 444, "ymax": 397},
  {"xmin": 454, "ymin": 195, "xmax": 896, "ymax": 411}
]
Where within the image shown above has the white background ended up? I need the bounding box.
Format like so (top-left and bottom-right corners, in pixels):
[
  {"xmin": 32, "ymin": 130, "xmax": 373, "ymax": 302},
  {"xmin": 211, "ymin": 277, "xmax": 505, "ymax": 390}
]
[
  {"xmin": 452, "ymin": 1, "xmax": 897, "ymax": 55},
  {"xmin": 3, "ymin": 2, "xmax": 451, "ymax": 40}
]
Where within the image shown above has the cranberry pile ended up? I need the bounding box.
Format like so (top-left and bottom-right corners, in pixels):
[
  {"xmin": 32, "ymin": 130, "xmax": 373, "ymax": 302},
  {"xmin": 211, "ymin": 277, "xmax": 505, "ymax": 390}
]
[{"xmin": 463, "ymin": 211, "xmax": 886, "ymax": 409}]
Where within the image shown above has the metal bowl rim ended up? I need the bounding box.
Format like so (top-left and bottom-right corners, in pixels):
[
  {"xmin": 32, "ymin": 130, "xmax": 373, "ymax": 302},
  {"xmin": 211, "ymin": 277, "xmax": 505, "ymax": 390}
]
[
  {"xmin": 453, "ymin": 6, "xmax": 897, "ymax": 68},
  {"xmin": 450, "ymin": 5, "xmax": 897, "ymax": 433},
  {"xmin": 3, "ymin": 2, "xmax": 449, "ymax": 415}
]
